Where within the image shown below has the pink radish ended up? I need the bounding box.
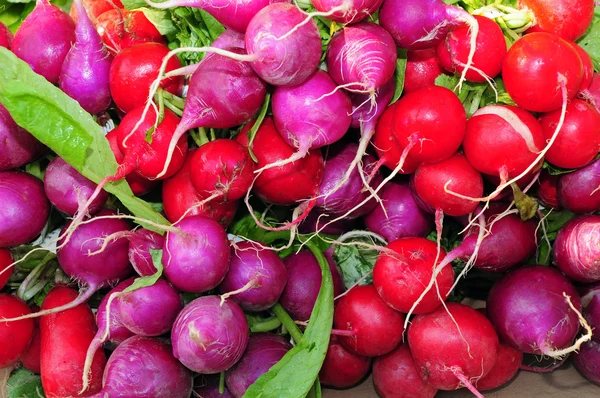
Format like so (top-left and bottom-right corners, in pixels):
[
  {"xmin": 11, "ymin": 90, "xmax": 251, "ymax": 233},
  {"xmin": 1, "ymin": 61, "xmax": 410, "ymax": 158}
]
[{"xmin": 312, "ymin": 0, "xmax": 384, "ymax": 24}]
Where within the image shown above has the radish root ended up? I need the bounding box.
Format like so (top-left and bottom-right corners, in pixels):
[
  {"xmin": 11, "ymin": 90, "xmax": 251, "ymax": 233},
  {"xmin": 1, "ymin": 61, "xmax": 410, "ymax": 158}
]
[{"xmin": 542, "ymin": 293, "xmax": 593, "ymax": 358}]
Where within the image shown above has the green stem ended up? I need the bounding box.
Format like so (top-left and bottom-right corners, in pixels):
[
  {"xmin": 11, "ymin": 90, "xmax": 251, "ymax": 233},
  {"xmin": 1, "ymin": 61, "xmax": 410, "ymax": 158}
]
[
  {"xmin": 198, "ymin": 127, "xmax": 210, "ymax": 145},
  {"xmin": 210, "ymin": 128, "xmax": 217, "ymax": 141},
  {"xmin": 250, "ymin": 316, "xmax": 282, "ymax": 333},
  {"xmin": 219, "ymin": 371, "xmax": 225, "ymax": 394},
  {"xmin": 161, "ymin": 90, "xmax": 186, "ymax": 109},
  {"xmin": 272, "ymin": 303, "xmax": 304, "ymax": 343},
  {"xmin": 163, "ymin": 99, "xmax": 183, "ymax": 117}
]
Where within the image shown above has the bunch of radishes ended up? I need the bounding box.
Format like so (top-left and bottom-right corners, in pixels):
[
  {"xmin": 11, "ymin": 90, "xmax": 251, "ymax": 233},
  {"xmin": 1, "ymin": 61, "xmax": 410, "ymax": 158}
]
[{"xmin": 1, "ymin": 0, "xmax": 600, "ymax": 396}]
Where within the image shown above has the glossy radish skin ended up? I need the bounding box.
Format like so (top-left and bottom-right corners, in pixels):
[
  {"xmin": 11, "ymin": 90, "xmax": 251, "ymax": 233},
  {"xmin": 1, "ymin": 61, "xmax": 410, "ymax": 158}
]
[
  {"xmin": 0, "ymin": 249, "xmax": 13, "ymax": 289},
  {"xmin": 373, "ymin": 344, "xmax": 437, "ymax": 398},
  {"xmin": 350, "ymin": 76, "xmax": 396, "ymax": 130},
  {"xmin": 538, "ymin": 99, "xmax": 600, "ymax": 169},
  {"xmin": 537, "ymin": 170, "xmax": 560, "ymax": 209},
  {"xmin": 225, "ymin": 333, "xmax": 291, "ymax": 397},
  {"xmin": 326, "ymin": 23, "xmax": 397, "ymax": 92},
  {"xmin": 162, "ymin": 215, "xmax": 231, "ymax": 293},
  {"xmin": 44, "ymin": 156, "xmax": 108, "ymax": 216},
  {"xmin": 408, "ymin": 303, "xmax": 499, "ymax": 390},
  {"xmin": 573, "ymin": 42, "xmax": 594, "ymax": 91},
  {"xmin": 95, "ymin": 279, "xmax": 135, "ymax": 345},
  {"xmin": 0, "ymin": 22, "xmax": 12, "ymax": 49},
  {"xmin": 69, "ymin": 0, "xmax": 124, "ymax": 22},
  {"xmin": 476, "ymin": 339, "xmax": 523, "ymax": 391},
  {"xmin": 404, "ymin": 49, "xmax": 444, "ymax": 93},
  {"xmin": 487, "ymin": 265, "xmax": 582, "ymax": 355},
  {"xmin": 312, "ymin": 0, "xmax": 383, "ymax": 24},
  {"xmin": 334, "ymin": 285, "xmax": 405, "ymax": 357},
  {"xmin": 171, "ymin": 296, "xmax": 249, "ymax": 373},
  {"xmin": 437, "ymin": 15, "xmax": 506, "ymax": 82},
  {"xmin": 503, "ymin": 32, "xmax": 583, "ymax": 112},
  {"xmin": 412, "ymin": 153, "xmax": 484, "ymax": 217},
  {"xmin": 573, "ymin": 340, "xmax": 600, "ymax": 385},
  {"xmin": 553, "ymin": 215, "xmax": 600, "ymax": 283},
  {"xmin": 0, "ymin": 294, "xmax": 34, "ymax": 368},
  {"xmin": 128, "ymin": 228, "xmax": 165, "ymax": 276},
  {"xmin": 522, "ymin": 0, "xmax": 594, "ymax": 41},
  {"xmin": 319, "ymin": 335, "xmax": 372, "ymax": 389},
  {"xmin": 96, "ymin": 9, "xmax": 164, "ymax": 56},
  {"xmin": 464, "ymin": 105, "xmax": 545, "ymax": 179},
  {"xmin": 21, "ymin": 321, "xmax": 41, "ymax": 374},
  {"xmin": 581, "ymin": 284, "xmax": 600, "ymax": 343},
  {"xmin": 0, "ymin": 104, "xmax": 46, "ymax": 172},
  {"xmin": 12, "ymin": 0, "xmax": 76, "ymax": 84},
  {"xmin": 364, "ymin": 181, "xmax": 434, "ymax": 243},
  {"xmin": 218, "ymin": 241, "xmax": 287, "ymax": 312},
  {"xmin": 0, "ymin": 171, "xmax": 50, "ymax": 248},
  {"xmin": 374, "ymin": 237, "xmax": 453, "ymax": 314},
  {"xmin": 557, "ymin": 158, "xmax": 600, "ymax": 214}
]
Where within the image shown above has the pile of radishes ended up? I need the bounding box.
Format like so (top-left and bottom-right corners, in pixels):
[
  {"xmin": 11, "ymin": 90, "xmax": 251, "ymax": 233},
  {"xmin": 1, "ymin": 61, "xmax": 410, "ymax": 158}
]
[{"xmin": 1, "ymin": 0, "xmax": 600, "ymax": 396}]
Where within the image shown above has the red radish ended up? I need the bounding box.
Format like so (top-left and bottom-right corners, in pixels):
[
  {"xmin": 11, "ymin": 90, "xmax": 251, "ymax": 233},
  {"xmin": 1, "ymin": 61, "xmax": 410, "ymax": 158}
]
[
  {"xmin": 503, "ymin": 32, "xmax": 583, "ymax": 112},
  {"xmin": 109, "ymin": 42, "xmax": 184, "ymax": 113},
  {"xmin": 412, "ymin": 153, "xmax": 484, "ymax": 217},
  {"xmin": 312, "ymin": 0, "xmax": 384, "ymax": 24},
  {"xmin": 0, "ymin": 104, "xmax": 46, "ymax": 172},
  {"xmin": 537, "ymin": 170, "xmax": 560, "ymax": 209},
  {"xmin": 573, "ymin": 340, "xmax": 600, "ymax": 385},
  {"xmin": 12, "ymin": 0, "xmax": 76, "ymax": 84},
  {"xmin": 463, "ymin": 105, "xmax": 545, "ymax": 181},
  {"xmin": 69, "ymin": 0, "xmax": 124, "ymax": 22},
  {"xmin": 0, "ymin": 249, "xmax": 13, "ymax": 289},
  {"xmin": 538, "ymin": 99, "xmax": 600, "ymax": 169},
  {"xmin": 373, "ymin": 237, "xmax": 453, "ymax": 314},
  {"xmin": 523, "ymin": 0, "xmax": 594, "ymax": 41},
  {"xmin": 372, "ymin": 344, "xmax": 438, "ymax": 398},
  {"xmin": 0, "ymin": 22, "xmax": 12, "ymax": 49},
  {"xmin": 572, "ymin": 42, "xmax": 594, "ymax": 91},
  {"xmin": 408, "ymin": 303, "xmax": 499, "ymax": 393},
  {"xmin": 554, "ymin": 215, "xmax": 600, "ymax": 283},
  {"xmin": 189, "ymin": 139, "xmax": 255, "ymax": 202},
  {"xmin": 333, "ymin": 285, "xmax": 405, "ymax": 357},
  {"xmin": 557, "ymin": 158, "xmax": 600, "ymax": 214},
  {"xmin": 127, "ymin": 228, "xmax": 165, "ymax": 276},
  {"xmin": 21, "ymin": 322, "xmax": 41, "ymax": 374},
  {"xmin": 0, "ymin": 171, "xmax": 50, "ymax": 248},
  {"xmin": 0, "ymin": 295, "xmax": 34, "ymax": 368},
  {"xmin": 580, "ymin": 72, "xmax": 600, "ymax": 111},
  {"xmin": 404, "ymin": 48, "xmax": 444, "ymax": 94},
  {"xmin": 437, "ymin": 15, "xmax": 506, "ymax": 83},
  {"xmin": 476, "ymin": 340, "xmax": 523, "ymax": 391},
  {"xmin": 162, "ymin": 149, "xmax": 239, "ymax": 226},
  {"xmin": 40, "ymin": 285, "xmax": 106, "ymax": 396},
  {"xmin": 319, "ymin": 335, "xmax": 372, "ymax": 389},
  {"xmin": 96, "ymin": 9, "xmax": 164, "ymax": 55}
]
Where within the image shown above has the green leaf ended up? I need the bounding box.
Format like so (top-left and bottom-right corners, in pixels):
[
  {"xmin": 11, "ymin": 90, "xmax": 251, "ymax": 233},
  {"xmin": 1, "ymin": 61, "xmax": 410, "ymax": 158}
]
[
  {"xmin": 245, "ymin": 93, "xmax": 271, "ymax": 162},
  {"xmin": 7, "ymin": 368, "xmax": 45, "ymax": 398},
  {"xmin": 10, "ymin": 245, "xmax": 56, "ymax": 272},
  {"xmin": 230, "ymin": 212, "xmax": 290, "ymax": 245},
  {"xmin": 121, "ymin": 0, "xmax": 145, "ymax": 9},
  {"xmin": 123, "ymin": 249, "xmax": 164, "ymax": 293},
  {"xmin": 140, "ymin": 8, "xmax": 177, "ymax": 36},
  {"xmin": 333, "ymin": 238, "xmax": 378, "ymax": 289},
  {"xmin": 542, "ymin": 161, "xmax": 577, "ymax": 176},
  {"xmin": 243, "ymin": 241, "xmax": 333, "ymax": 398},
  {"xmin": 0, "ymin": 48, "xmax": 170, "ymax": 233},
  {"xmin": 391, "ymin": 49, "xmax": 407, "ymax": 104},
  {"xmin": 578, "ymin": 6, "xmax": 600, "ymax": 71}
]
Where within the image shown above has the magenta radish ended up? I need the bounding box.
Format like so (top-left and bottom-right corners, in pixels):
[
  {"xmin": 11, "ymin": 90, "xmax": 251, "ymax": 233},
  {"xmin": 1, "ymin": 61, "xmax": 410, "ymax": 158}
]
[
  {"xmin": 487, "ymin": 265, "xmax": 590, "ymax": 356},
  {"xmin": 581, "ymin": 284, "xmax": 600, "ymax": 343},
  {"xmin": 573, "ymin": 340, "xmax": 600, "ymax": 386},
  {"xmin": 404, "ymin": 48, "xmax": 444, "ymax": 94},
  {"xmin": 212, "ymin": 29, "xmax": 246, "ymax": 50},
  {"xmin": 580, "ymin": 72, "xmax": 600, "ymax": 111},
  {"xmin": 128, "ymin": 229, "xmax": 165, "ymax": 276},
  {"xmin": 503, "ymin": 32, "xmax": 583, "ymax": 112},
  {"xmin": 373, "ymin": 237, "xmax": 453, "ymax": 314},
  {"xmin": 312, "ymin": 0, "xmax": 383, "ymax": 24},
  {"xmin": 12, "ymin": 0, "xmax": 76, "ymax": 84},
  {"xmin": 299, "ymin": 209, "xmax": 356, "ymax": 236},
  {"xmin": 94, "ymin": 279, "xmax": 135, "ymax": 346},
  {"xmin": 194, "ymin": 375, "xmax": 234, "ymax": 397},
  {"xmin": 0, "ymin": 104, "xmax": 46, "ymax": 172},
  {"xmin": 557, "ymin": 158, "xmax": 600, "ymax": 214},
  {"xmin": 217, "ymin": 241, "xmax": 287, "ymax": 312},
  {"xmin": 319, "ymin": 335, "xmax": 372, "ymax": 389},
  {"xmin": 171, "ymin": 296, "xmax": 249, "ymax": 373},
  {"xmin": 553, "ymin": 215, "xmax": 600, "ymax": 283},
  {"xmin": 59, "ymin": 0, "xmax": 112, "ymax": 114},
  {"xmin": 43, "ymin": 156, "xmax": 109, "ymax": 217},
  {"xmin": 408, "ymin": 303, "xmax": 499, "ymax": 393},
  {"xmin": 225, "ymin": 333, "xmax": 291, "ymax": 397},
  {"xmin": 162, "ymin": 215, "xmax": 231, "ymax": 293},
  {"xmin": 0, "ymin": 22, "xmax": 12, "ymax": 49},
  {"xmin": 0, "ymin": 171, "xmax": 50, "ymax": 248},
  {"xmin": 372, "ymin": 344, "xmax": 438, "ymax": 398},
  {"xmin": 538, "ymin": 99, "xmax": 600, "ymax": 169}
]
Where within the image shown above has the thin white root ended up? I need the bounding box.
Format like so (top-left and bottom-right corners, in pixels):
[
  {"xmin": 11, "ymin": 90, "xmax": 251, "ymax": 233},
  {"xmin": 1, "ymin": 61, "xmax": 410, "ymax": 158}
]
[
  {"xmin": 456, "ymin": 15, "xmax": 480, "ymax": 92},
  {"xmin": 543, "ymin": 293, "xmax": 593, "ymax": 358},
  {"xmin": 275, "ymin": 3, "xmax": 352, "ymax": 42},
  {"xmin": 219, "ymin": 279, "xmax": 257, "ymax": 306}
]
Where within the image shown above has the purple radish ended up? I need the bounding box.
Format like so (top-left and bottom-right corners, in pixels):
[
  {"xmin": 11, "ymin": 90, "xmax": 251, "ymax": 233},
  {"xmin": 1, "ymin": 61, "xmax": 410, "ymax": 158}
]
[
  {"xmin": 299, "ymin": 209, "xmax": 357, "ymax": 235},
  {"xmin": 487, "ymin": 265, "xmax": 591, "ymax": 357},
  {"xmin": 554, "ymin": 215, "xmax": 600, "ymax": 283},
  {"xmin": 128, "ymin": 228, "xmax": 165, "ymax": 276},
  {"xmin": 162, "ymin": 215, "xmax": 231, "ymax": 293},
  {"xmin": 89, "ymin": 336, "xmax": 193, "ymax": 398},
  {"xmin": 12, "ymin": 0, "xmax": 76, "ymax": 84},
  {"xmin": 312, "ymin": 0, "xmax": 384, "ymax": 24},
  {"xmin": 194, "ymin": 374, "xmax": 234, "ymax": 397},
  {"xmin": 363, "ymin": 180, "xmax": 434, "ymax": 242},
  {"xmin": 171, "ymin": 296, "xmax": 249, "ymax": 373},
  {"xmin": 315, "ymin": 141, "xmax": 383, "ymax": 219},
  {"xmin": 280, "ymin": 249, "xmax": 345, "ymax": 321},
  {"xmin": 218, "ymin": 241, "xmax": 287, "ymax": 312},
  {"xmin": 557, "ymin": 158, "xmax": 600, "ymax": 214},
  {"xmin": 581, "ymin": 283, "xmax": 600, "ymax": 343},
  {"xmin": 44, "ymin": 156, "xmax": 109, "ymax": 216},
  {"xmin": 0, "ymin": 104, "xmax": 46, "ymax": 171},
  {"xmin": 574, "ymin": 340, "xmax": 600, "ymax": 386},
  {"xmin": 0, "ymin": 171, "xmax": 50, "ymax": 248},
  {"xmin": 94, "ymin": 279, "xmax": 135, "ymax": 346},
  {"xmin": 213, "ymin": 29, "xmax": 246, "ymax": 50},
  {"xmin": 59, "ymin": 0, "xmax": 112, "ymax": 114},
  {"xmin": 225, "ymin": 333, "xmax": 292, "ymax": 397}
]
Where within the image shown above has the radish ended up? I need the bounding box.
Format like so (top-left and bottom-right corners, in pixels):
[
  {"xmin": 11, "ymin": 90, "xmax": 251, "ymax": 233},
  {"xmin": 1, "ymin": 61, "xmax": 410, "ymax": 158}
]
[
  {"xmin": 372, "ymin": 344, "xmax": 438, "ymax": 398},
  {"xmin": 408, "ymin": 303, "xmax": 499, "ymax": 394},
  {"xmin": 43, "ymin": 156, "xmax": 109, "ymax": 217},
  {"xmin": 90, "ymin": 336, "xmax": 193, "ymax": 398},
  {"xmin": 333, "ymin": 284, "xmax": 405, "ymax": 357},
  {"xmin": 572, "ymin": 42, "xmax": 594, "ymax": 91},
  {"xmin": 195, "ymin": 374, "xmax": 235, "ymax": 397},
  {"xmin": 487, "ymin": 265, "xmax": 591, "ymax": 357},
  {"xmin": 557, "ymin": 158, "xmax": 600, "ymax": 214},
  {"xmin": 225, "ymin": 333, "xmax": 291, "ymax": 397},
  {"xmin": 93, "ymin": 279, "xmax": 135, "ymax": 346},
  {"xmin": 0, "ymin": 294, "xmax": 34, "ymax": 368},
  {"xmin": 580, "ymin": 72, "xmax": 600, "ymax": 111},
  {"xmin": 0, "ymin": 249, "xmax": 13, "ymax": 289},
  {"xmin": 554, "ymin": 215, "xmax": 600, "ymax": 283},
  {"xmin": 59, "ymin": 0, "xmax": 112, "ymax": 115},
  {"xmin": 217, "ymin": 241, "xmax": 287, "ymax": 312},
  {"xmin": 573, "ymin": 340, "xmax": 600, "ymax": 386},
  {"xmin": 312, "ymin": 0, "xmax": 383, "ymax": 24},
  {"xmin": 319, "ymin": 335, "xmax": 372, "ymax": 389},
  {"xmin": 96, "ymin": 9, "xmax": 165, "ymax": 56},
  {"xmin": 128, "ymin": 228, "xmax": 165, "ymax": 276},
  {"xmin": 162, "ymin": 215, "xmax": 231, "ymax": 293},
  {"xmin": 171, "ymin": 296, "xmax": 249, "ymax": 373},
  {"xmin": 0, "ymin": 171, "xmax": 50, "ymax": 248},
  {"xmin": 0, "ymin": 104, "xmax": 46, "ymax": 172},
  {"xmin": 538, "ymin": 99, "xmax": 600, "ymax": 169},
  {"xmin": 0, "ymin": 22, "xmax": 12, "ymax": 49},
  {"xmin": 522, "ymin": 0, "xmax": 594, "ymax": 41},
  {"xmin": 581, "ymin": 284, "xmax": 600, "ymax": 343},
  {"xmin": 476, "ymin": 339, "xmax": 523, "ymax": 391},
  {"xmin": 12, "ymin": 0, "xmax": 76, "ymax": 84},
  {"xmin": 404, "ymin": 49, "xmax": 444, "ymax": 94},
  {"xmin": 373, "ymin": 237, "xmax": 453, "ymax": 314},
  {"xmin": 21, "ymin": 318, "xmax": 41, "ymax": 374},
  {"xmin": 69, "ymin": 0, "xmax": 124, "ymax": 22},
  {"xmin": 537, "ymin": 170, "xmax": 560, "ymax": 209},
  {"xmin": 299, "ymin": 209, "xmax": 357, "ymax": 235},
  {"xmin": 503, "ymin": 32, "xmax": 583, "ymax": 112}
]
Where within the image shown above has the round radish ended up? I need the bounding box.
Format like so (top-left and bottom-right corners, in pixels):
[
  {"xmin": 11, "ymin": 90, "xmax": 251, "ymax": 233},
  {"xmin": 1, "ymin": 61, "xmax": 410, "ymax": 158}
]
[
  {"xmin": 522, "ymin": 0, "xmax": 594, "ymax": 41},
  {"xmin": 194, "ymin": 374, "xmax": 235, "ymax": 397},
  {"xmin": 127, "ymin": 228, "xmax": 165, "ymax": 276},
  {"xmin": 0, "ymin": 104, "xmax": 46, "ymax": 172},
  {"xmin": 554, "ymin": 215, "xmax": 600, "ymax": 283},
  {"xmin": 537, "ymin": 170, "xmax": 560, "ymax": 209},
  {"xmin": 312, "ymin": 0, "xmax": 383, "ymax": 24},
  {"xmin": 319, "ymin": 335, "xmax": 372, "ymax": 389},
  {"xmin": 0, "ymin": 294, "xmax": 35, "ymax": 368},
  {"xmin": 557, "ymin": 158, "xmax": 600, "ymax": 214},
  {"xmin": 96, "ymin": 9, "xmax": 165, "ymax": 56},
  {"xmin": 372, "ymin": 102, "xmax": 418, "ymax": 174},
  {"xmin": 572, "ymin": 41, "xmax": 594, "ymax": 91},
  {"xmin": 0, "ymin": 249, "xmax": 13, "ymax": 290},
  {"xmin": 573, "ymin": 340, "xmax": 600, "ymax": 385},
  {"xmin": 404, "ymin": 49, "xmax": 444, "ymax": 94},
  {"xmin": 581, "ymin": 284, "xmax": 600, "ymax": 343}
]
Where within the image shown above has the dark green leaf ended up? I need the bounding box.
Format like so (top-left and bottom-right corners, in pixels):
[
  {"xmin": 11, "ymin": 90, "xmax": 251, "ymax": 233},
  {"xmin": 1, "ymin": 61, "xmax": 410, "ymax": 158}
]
[
  {"xmin": 391, "ymin": 49, "xmax": 407, "ymax": 104},
  {"xmin": 123, "ymin": 249, "xmax": 164, "ymax": 293},
  {"xmin": 333, "ymin": 238, "xmax": 379, "ymax": 289},
  {"xmin": 229, "ymin": 212, "xmax": 290, "ymax": 245},
  {"xmin": 7, "ymin": 368, "xmax": 45, "ymax": 398},
  {"xmin": 578, "ymin": 6, "xmax": 600, "ymax": 71},
  {"xmin": 245, "ymin": 93, "xmax": 271, "ymax": 162},
  {"xmin": 10, "ymin": 245, "xmax": 56, "ymax": 272},
  {"xmin": 542, "ymin": 161, "xmax": 577, "ymax": 176}
]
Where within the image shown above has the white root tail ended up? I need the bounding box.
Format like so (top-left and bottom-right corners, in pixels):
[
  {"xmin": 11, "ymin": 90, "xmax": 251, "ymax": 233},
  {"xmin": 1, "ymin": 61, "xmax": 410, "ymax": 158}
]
[{"xmin": 542, "ymin": 293, "xmax": 593, "ymax": 358}]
